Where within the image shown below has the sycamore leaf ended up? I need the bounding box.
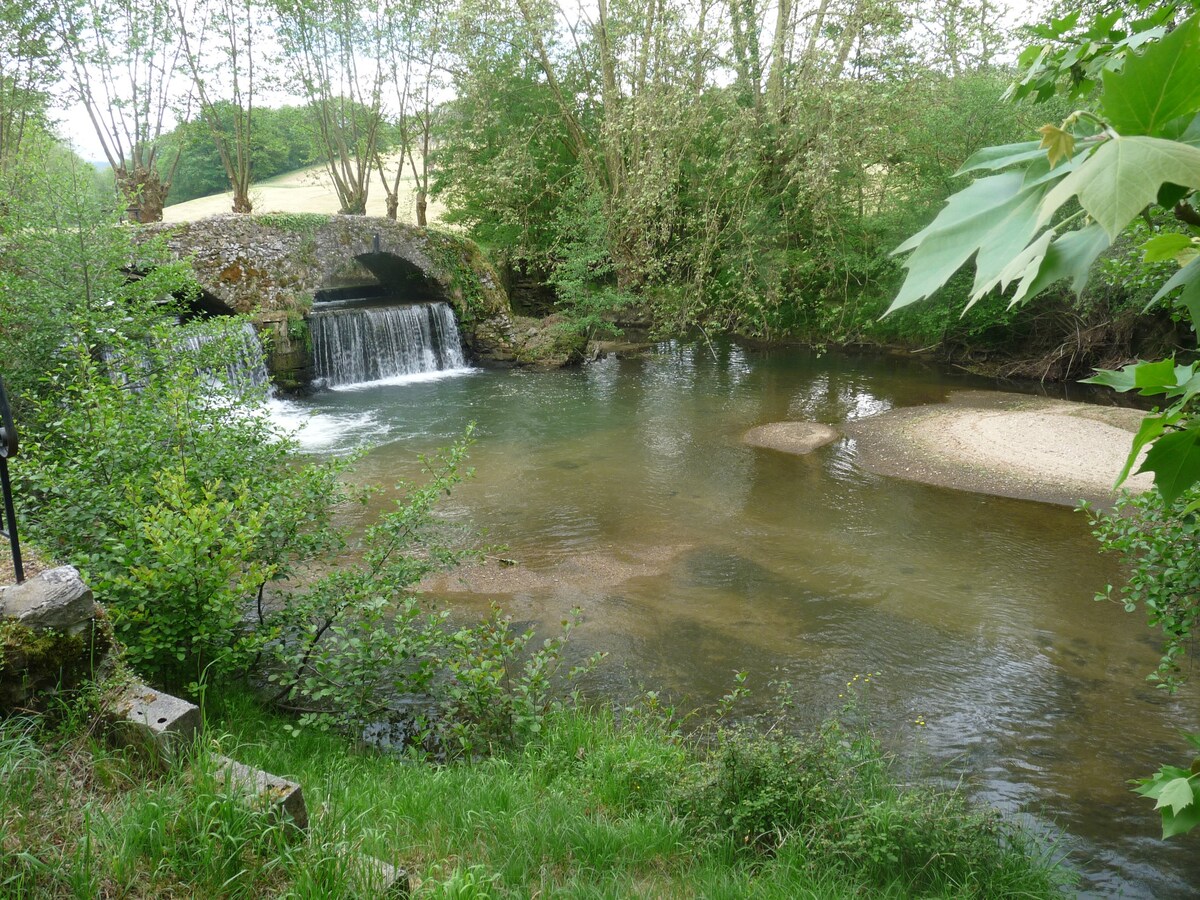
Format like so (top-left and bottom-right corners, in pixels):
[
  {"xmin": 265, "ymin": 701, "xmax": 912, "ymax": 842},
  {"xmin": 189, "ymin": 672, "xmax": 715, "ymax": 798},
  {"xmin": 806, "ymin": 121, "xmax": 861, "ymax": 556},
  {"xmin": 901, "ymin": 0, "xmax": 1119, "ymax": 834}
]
[
  {"xmin": 1162, "ymin": 801, "xmax": 1200, "ymax": 838},
  {"xmin": 1038, "ymin": 124, "xmax": 1076, "ymax": 168},
  {"xmin": 1135, "ymin": 765, "xmax": 1194, "ymax": 799},
  {"xmin": 1039, "ymin": 137, "xmax": 1200, "ymax": 240},
  {"xmin": 1135, "ymin": 766, "xmax": 1200, "ymax": 837},
  {"xmin": 968, "ymin": 188, "xmax": 1048, "ymax": 299},
  {"xmin": 1010, "ymin": 223, "xmax": 1111, "ymax": 306},
  {"xmin": 1101, "ymin": 15, "xmax": 1200, "ymax": 136},
  {"xmin": 1142, "ymin": 233, "xmax": 1196, "ymax": 263},
  {"xmin": 956, "ymin": 141, "xmax": 1048, "ymax": 176},
  {"xmin": 1112, "ymin": 414, "xmax": 1169, "ymax": 487},
  {"xmin": 889, "ymin": 174, "xmax": 1055, "ymax": 313},
  {"xmin": 894, "ymin": 172, "xmax": 1024, "ymax": 256},
  {"xmin": 1150, "ymin": 256, "xmax": 1200, "ymax": 323},
  {"xmin": 1154, "ymin": 776, "xmax": 1196, "ymax": 816},
  {"xmin": 1174, "ymin": 112, "xmax": 1200, "ymax": 148},
  {"xmin": 1082, "ymin": 357, "xmax": 1178, "ymax": 394},
  {"xmin": 977, "ymin": 231, "xmax": 1052, "ymax": 308},
  {"xmin": 1136, "ymin": 426, "xmax": 1200, "ymax": 504}
]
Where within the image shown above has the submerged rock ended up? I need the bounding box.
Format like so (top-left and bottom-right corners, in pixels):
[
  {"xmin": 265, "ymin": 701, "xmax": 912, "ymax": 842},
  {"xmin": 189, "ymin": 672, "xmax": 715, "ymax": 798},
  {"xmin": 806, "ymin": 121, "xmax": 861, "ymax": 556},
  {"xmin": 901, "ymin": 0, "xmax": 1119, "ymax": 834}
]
[{"xmin": 743, "ymin": 422, "xmax": 840, "ymax": 455}]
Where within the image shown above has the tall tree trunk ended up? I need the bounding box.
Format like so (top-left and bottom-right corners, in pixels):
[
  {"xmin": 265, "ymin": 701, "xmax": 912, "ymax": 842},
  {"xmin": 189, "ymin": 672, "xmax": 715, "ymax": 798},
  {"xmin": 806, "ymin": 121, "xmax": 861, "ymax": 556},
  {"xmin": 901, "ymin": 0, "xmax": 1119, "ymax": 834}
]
[
  {"xmin": 766, "ymin": 0, "xmax": 792, "ymax": 114},
  {"xmin": 118, "ymin": 166, "xmax": 170, "ymax": 223}
]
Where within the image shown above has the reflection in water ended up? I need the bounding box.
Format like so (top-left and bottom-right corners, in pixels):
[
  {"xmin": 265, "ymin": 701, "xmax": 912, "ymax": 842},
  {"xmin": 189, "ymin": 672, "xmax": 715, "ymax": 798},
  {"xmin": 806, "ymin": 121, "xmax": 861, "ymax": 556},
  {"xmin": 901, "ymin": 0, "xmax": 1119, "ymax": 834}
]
[{"xmin": 278, "ymin": 343, "xmax": 1198, "ymax": 898}]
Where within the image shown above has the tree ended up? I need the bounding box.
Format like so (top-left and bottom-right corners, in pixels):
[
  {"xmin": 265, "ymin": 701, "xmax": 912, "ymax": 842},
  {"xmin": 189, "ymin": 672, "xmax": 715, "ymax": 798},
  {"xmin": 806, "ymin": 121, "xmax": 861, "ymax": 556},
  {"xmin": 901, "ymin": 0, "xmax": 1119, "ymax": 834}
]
[
  {"xmin": 0, "ymin": 0, "xmax": 58, "ymax": 181},
  {"xmin": 888, "ymin": 1, "xmax": 1200, "ymax": 836},
  {"xmin": 56, "ymin": 0, "xmax": 190, "ymax": 222},
  {"xmin": 272, "ymin": 0, "xmax": 387, "ymax": 215},
  {"xmin": 437, "ymin": 0, "xmax": 1033, "ymax": 337},
  {"xmin": 374, "ymin": 0, "xmax": 452, "ymax": 225},
  {"xmin": 175, "ymin": 0, "xmax": 269, "ymax": 213}
]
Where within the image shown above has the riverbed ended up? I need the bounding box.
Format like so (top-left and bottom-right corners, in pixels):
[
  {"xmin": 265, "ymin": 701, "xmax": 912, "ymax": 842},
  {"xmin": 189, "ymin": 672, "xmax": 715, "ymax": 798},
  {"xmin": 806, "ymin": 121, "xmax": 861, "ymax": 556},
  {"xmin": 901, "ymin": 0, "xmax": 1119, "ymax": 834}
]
[{"xmin": 274, "ymin": 341, "xmax": 1199, "ymax": 898}]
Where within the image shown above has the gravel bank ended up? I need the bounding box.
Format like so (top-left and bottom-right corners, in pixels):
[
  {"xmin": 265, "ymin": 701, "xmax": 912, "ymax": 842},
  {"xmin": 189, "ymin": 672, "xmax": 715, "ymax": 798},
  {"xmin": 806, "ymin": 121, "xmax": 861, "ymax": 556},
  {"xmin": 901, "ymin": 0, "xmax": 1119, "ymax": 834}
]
[{"xmin": 844, "ymin": 391, "xmax": 1152, "ymax": 507}]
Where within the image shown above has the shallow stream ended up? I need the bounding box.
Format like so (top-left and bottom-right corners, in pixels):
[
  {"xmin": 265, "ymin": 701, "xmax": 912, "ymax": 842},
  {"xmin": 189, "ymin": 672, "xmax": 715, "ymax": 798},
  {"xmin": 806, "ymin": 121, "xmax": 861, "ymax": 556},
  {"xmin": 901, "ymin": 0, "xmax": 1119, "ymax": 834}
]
[{"xmin": 274, "ymin": 342, "xmax": 1199, "ymax": 898}]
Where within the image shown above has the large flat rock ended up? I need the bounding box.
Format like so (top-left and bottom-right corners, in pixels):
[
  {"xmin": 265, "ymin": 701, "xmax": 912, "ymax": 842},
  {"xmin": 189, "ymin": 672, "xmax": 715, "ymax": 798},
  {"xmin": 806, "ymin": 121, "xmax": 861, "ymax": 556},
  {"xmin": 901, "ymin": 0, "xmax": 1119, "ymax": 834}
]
[{"xmin": 743, "ymin": 422, "xmax": 840, "ymax": 455}]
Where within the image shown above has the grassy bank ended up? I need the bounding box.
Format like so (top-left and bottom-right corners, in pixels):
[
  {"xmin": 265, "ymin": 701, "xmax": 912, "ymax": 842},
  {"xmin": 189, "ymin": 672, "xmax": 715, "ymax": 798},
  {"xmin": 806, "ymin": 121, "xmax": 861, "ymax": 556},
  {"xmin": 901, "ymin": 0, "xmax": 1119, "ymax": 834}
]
[{"xmin": 1, "ymin": 691, "xmax": 1069, "ymax": 898}]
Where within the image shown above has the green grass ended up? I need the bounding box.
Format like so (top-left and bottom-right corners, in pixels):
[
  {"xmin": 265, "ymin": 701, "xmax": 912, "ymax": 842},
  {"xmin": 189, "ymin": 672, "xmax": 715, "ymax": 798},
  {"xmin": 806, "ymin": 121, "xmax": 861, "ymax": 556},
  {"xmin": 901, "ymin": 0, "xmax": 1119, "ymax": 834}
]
[{"xmin": 0, "ymin": 693, "xmax": 1071, "ymax": 898}]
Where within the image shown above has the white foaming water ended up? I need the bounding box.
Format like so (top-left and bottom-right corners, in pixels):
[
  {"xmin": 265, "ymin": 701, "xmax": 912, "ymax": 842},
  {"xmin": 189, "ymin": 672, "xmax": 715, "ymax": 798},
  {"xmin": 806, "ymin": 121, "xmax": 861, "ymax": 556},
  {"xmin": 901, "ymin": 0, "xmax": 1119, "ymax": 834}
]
[
  {"xmin": 266, "ymin": 397, "xmax": 388, "ymax": 453},
  {"xmin": 327, "ymin": 366, "xmax": 477, "ymax": 391}
]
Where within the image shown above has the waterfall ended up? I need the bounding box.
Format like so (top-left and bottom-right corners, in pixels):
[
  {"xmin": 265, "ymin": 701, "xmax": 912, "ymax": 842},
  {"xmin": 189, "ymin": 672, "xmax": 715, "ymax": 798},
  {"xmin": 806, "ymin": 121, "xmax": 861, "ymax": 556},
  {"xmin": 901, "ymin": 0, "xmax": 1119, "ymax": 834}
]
[
  {"xmin": 178, "ymin": 321, "xmax": 271, "ymax": 396},
  {"xmin": 309, "ymin": 302, "xmax": 468, "ymax": 388},
  {"xmin": 102, "ymin": 320, "xmax": 271, "ymax": 398}
]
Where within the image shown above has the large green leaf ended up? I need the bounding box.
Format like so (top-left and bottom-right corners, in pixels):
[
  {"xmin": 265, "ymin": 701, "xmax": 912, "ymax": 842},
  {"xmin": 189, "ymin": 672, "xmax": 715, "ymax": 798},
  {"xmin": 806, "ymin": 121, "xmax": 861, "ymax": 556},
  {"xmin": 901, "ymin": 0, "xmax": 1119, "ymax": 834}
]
[
  {"xmin": 969, "ymin": 188, "xmax": 1048, "ymax": 299},
  {"xmin": 1161, "ymin": 801, "xmax": 1200, "ymax": 838},
  {"xmin": 956, "ymin": 141, "xmax": 1047, "ymax": 176},
  {"xmin": 1150, "ymin": 256, "xmax": 1200, "ymax": 323},
  {"xmin": 1101, "ymin": 15, "xmax": 1200, "ymax": 136},
  {"xmin": 1155, "ymin": 776, "xmax": 1196, "ymax": 816},
  {"xmin": 894, "ymin": 172, "xmax": 1025, "ymax": 255},
  {"xmin": 1084, "ymin": 357, "xmax": 1179, "ymax": 394},
  {"xmin": 1116, "ymin": 414, "xmax": 1170, "ymax": 487},
  {"xmin": 1161, "ymin": 111, "xmax": 1200, "ymax": 147},
  {"xmin": 979, "ymin": 231, "xmax": 1053, "ymax": 308},
  {"xmin": 1039, "ymin": 137, "xmax": 1200, "ymax": 239},
  {"xmin": 1142, "ymin": 233, "xmax": 1197, "ymax": 262},
  {"xmin": 1009, "ymin": 222, "xmax": 1111, "ymax": 305},
  {"xmin": 1137, "ymin": 426, "xmax": 1200, "ymax": 504},
  {"xmin": 889, "ymin": 174, "xmax": 1053, "ymax": 312}
]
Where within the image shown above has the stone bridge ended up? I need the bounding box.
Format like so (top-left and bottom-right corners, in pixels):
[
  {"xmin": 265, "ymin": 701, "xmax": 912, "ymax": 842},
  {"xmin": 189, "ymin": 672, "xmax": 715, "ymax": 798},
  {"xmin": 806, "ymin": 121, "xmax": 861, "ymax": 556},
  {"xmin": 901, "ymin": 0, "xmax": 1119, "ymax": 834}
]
[{"xmin": 148, "ymin": 214, "xmax": 521, "ymax": 385}]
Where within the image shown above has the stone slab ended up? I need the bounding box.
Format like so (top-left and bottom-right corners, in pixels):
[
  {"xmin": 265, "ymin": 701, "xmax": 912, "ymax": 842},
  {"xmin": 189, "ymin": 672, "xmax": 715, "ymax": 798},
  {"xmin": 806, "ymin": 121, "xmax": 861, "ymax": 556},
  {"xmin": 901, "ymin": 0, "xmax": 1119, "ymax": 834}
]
[
  {"xmin": 109, "ymin": 682, "xmax": 200, "ymax": 759},
  {"xmin": 352, "ymin": 856, "xmax": 411, "ymax": 897},
  {"xmin": 211, "ymin": 753, "xmax": 309, "ymax": 833},
  {"xmin": 0, "ymin": 566, "xmax": 95, "ymax": 636}
]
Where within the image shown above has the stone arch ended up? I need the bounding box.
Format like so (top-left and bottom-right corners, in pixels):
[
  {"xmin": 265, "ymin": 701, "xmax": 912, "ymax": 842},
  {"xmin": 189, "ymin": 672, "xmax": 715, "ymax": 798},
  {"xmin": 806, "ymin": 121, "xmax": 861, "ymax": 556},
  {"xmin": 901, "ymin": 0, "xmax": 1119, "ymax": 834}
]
[
  {"xmin": 316, "ymin": 251, "xmax": 451, "ymax": 305},
  {"xmin": 145, "ymin": 214, "xmax": 520, "ymax": 385},
  {"xmin": 310, "ymin": 218, "xmax": 459, "ymax": 308}
]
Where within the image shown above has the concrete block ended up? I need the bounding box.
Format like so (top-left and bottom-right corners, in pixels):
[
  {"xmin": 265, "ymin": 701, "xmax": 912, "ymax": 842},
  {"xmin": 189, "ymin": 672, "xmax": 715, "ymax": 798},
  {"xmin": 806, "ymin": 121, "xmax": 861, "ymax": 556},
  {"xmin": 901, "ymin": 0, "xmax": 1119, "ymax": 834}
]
[
  {"xmin": 352, "ymin": 856, "xmax": 410, "ymax": 898},
  {"xmin": 211, "ymin": 753, "xmax": 309, "ymax": 833},
  {"xmin": 109, "ymin": 682, "xmax": 200, "ymax": 760},
  {"xmin": 0, "ymin": 566, "xmax": 95, "ymax": 636}
]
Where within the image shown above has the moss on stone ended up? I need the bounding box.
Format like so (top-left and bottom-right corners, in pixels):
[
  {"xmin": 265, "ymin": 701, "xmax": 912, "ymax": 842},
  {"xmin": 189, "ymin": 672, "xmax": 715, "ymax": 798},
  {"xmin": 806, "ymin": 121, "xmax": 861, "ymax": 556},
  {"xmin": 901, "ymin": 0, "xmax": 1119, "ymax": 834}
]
[{"xmin": 1, "ymin": 612, "xmax": 113, "ymax": 711}]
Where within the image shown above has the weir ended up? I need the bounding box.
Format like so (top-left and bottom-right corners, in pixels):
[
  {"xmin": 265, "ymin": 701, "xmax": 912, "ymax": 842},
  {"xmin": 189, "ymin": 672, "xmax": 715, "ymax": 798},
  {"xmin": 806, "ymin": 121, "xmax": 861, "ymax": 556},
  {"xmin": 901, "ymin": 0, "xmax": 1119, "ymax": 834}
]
[{"xmin": 309, "ymin": 302, "xmax": 468, "ymax": 387}]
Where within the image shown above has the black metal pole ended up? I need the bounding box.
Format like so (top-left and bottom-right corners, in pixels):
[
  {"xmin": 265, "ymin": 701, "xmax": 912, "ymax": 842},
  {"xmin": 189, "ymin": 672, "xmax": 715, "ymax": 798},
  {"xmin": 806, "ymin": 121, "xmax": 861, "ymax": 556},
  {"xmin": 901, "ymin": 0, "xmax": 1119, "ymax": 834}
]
[
  {"xmin": 0, "ymin": 456, "xmax": 21, "ymax": 584},
  {"xmin": 0, "ymin": 376, "xmax": 22, "ymax": 584}
]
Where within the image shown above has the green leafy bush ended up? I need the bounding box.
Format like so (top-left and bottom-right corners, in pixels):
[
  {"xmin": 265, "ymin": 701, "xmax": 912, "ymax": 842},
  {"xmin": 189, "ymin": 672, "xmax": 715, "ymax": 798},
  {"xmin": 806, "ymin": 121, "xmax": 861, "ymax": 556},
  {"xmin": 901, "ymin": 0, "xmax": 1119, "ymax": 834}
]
[{"xmin": 1090, "ymin": 486, "xmax": 1200, "ymax": 691}]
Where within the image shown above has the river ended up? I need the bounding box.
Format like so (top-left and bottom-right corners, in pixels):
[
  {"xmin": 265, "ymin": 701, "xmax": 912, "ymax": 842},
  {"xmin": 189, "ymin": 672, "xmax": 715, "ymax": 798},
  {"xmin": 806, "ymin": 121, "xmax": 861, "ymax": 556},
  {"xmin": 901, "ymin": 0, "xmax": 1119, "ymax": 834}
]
[{"xmin": 272, "ymin": 341, "xmax": 1199, "ymax": 898}]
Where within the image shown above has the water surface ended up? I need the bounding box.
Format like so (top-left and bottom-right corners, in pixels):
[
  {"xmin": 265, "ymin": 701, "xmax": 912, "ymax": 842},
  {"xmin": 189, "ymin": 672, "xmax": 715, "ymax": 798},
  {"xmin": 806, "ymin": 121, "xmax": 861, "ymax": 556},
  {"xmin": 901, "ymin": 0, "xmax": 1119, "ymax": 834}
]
[{"xmin": 281, "ymin": 342, "xmax": 1198, "ymax": 898}]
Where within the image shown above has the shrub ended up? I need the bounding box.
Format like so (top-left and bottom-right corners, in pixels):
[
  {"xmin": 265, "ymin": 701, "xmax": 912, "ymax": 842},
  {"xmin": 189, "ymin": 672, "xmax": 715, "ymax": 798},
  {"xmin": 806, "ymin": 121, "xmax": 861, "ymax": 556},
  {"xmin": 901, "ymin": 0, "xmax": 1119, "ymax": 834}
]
[{"xmin": 1090, "ymin": 485, "xmax": 1200, "ymax": 691}]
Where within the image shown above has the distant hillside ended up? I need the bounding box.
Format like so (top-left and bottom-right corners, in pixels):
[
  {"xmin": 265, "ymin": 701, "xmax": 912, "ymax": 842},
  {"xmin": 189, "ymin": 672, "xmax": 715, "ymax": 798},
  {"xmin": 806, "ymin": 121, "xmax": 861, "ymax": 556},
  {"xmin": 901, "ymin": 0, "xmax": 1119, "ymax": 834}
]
[{"xmin": 163, "ymin": 159, "xmax": 445, "ymax": 224}]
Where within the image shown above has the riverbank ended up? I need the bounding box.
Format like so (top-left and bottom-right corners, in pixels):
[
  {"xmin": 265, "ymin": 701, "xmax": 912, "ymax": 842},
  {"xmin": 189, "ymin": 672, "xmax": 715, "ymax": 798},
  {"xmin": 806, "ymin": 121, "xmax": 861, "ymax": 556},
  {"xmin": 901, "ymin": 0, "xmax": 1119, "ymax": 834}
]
[
  {"xmin": 845, "ymin": 390, "xmax": 1151, "ymax": 507},
  {"xmin": 0, "ymin": 690, "xmax": 1070, "ymax": 897}
]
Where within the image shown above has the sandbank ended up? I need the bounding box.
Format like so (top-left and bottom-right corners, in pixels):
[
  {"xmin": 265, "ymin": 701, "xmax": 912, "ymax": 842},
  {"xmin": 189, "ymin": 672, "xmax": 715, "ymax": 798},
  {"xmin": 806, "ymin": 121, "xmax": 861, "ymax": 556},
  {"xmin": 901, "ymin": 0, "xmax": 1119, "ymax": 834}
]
[{"xmin": 843, "ymin": 391, "xmax": 1152, "ymax": 507}]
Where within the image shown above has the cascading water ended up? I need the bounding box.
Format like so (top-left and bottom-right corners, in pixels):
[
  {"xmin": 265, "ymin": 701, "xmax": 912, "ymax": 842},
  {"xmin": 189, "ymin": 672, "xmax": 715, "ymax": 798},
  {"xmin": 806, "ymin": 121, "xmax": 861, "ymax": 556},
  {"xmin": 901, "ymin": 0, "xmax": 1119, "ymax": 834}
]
[
  {"xmin": 104, "ymin": 321, "xmax": 271, "ymax": 399},
  {"xmin": 178, "ymin": 321, "xmax": 271, "ymax": 396},
  {"xmin": 309, "ymin": 302, "xmax": 468, "ymax": 388}
]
